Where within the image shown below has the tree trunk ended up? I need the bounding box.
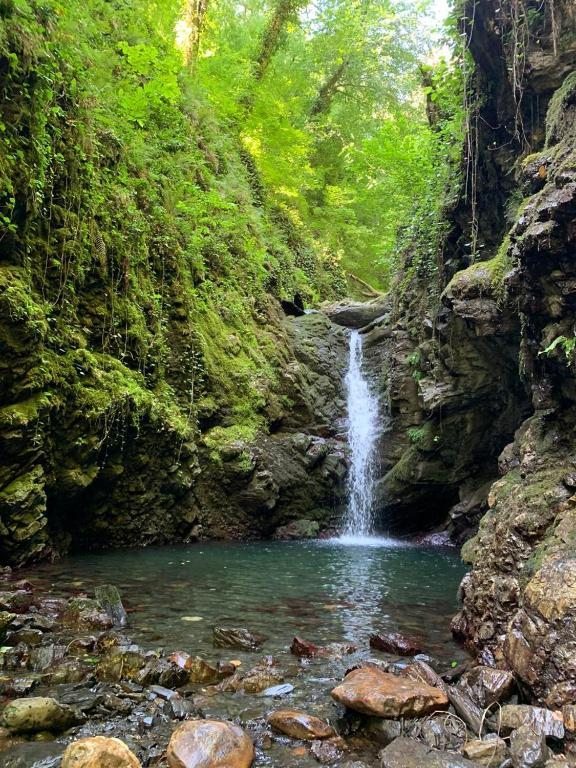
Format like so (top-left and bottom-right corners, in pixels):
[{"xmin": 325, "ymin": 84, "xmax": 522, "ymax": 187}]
[
  {"xmin": 310, "ymin": 58, "xmax": 349, "ymax": 117},
  {"xmin": 181, "ymin": 0, "xmax": 209, "ymax": 67}
]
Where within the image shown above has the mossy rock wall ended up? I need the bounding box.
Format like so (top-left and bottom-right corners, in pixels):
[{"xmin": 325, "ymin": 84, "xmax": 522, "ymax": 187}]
[{"xmin": 0, "ymin": 0, "xmax": 345, "ymax": 565}]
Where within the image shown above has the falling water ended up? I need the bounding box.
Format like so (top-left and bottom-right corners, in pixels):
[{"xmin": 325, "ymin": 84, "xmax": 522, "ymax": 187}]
[{"xmin": 342, "ymin": 330, "xmax": 380, "ymax": 539}]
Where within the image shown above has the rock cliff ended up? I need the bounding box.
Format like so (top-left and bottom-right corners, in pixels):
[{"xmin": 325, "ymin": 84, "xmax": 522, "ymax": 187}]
[{"xmin": 366, "ymin": 0, "xmax": 576, "ymax": 703}]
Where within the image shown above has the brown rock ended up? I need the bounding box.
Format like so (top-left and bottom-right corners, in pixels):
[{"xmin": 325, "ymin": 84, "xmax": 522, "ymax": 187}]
[
  {"xmin": 167, "ymin": 720, "xmax": 254, "ymax": 768},
  {"xmin": 462, "ymin": 736, "xmax": 509, "ymax": 767},
  {"xmin": 267, "ymin": 710, "xmax": 335, "ymax": 740},
  {"xmin": 291, "ymin": 636, "xmax": 321, "ymax": 657},
  {"xmin": 369, "ymin": 632, "xmax": 423, "ymax": 656},
  {"xmin": 331, "ymin": 666, "xmax": 449, "ymax": 718},
  {"xmin": 510, "ymin": 724, "xmax": 548, "ymax": 768},
  {"xmin": 62, "ymin": 736, "xmax": 141, "ymax": 767},
  {"xmin": 186, "ymin": 657, "xmax": 221, "ymax": 685}
]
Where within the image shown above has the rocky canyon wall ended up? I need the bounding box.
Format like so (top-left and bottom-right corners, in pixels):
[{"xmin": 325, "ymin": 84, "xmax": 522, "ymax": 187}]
[{"xmin": 362, "ymin": 0, "xmax": 576, "ymax": 703}]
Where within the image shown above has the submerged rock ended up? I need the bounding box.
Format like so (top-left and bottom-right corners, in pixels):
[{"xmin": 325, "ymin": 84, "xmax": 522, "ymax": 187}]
[
  {"xmin": 61, "ymin": 737, "xmax": 141, "ymax": 768},
  {"xmin": 267, "ymin": 710, "xmax": 335, "ymax": 740},
  {"xmin": 331, "ymin": 667, "xmax": 449, "ymax": 718},
  {"xmin": 167, "ymin": 720, "xmax": 254, "ymax": 768},
  {"xmin": 370, "ymin": 632, "xmax": 424, "ymax": 656},
  {"xmin": 213, "ymin": 627, "xmax": 266, "ymax": 651},
  {"xmin": 0, "ymin": 696, "xmax": 78, "ymax": 733}
]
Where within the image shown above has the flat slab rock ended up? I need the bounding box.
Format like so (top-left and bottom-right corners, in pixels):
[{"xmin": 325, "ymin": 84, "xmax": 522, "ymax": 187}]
[
  {"xmin": 331, "ymin": 666, "xmax": 449, "ymax": 718},
  {"xmin": 380, "ymin": 738, "xmax": 482, "ymax": 768}
]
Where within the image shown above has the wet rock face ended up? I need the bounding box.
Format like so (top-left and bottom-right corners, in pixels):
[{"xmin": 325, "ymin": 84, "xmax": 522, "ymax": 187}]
[
  {"xmin": 189, "ymin": 312, "xmax": 349, "ymax": 543},
  {"xmin": 0, "ymin": 302, "xmax": 348, "ymax": 564}
]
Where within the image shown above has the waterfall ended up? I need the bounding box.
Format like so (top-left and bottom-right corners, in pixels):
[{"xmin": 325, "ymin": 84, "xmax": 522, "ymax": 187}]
[{"xmin": 342, "ymin": 330, "xmax": 379, "ymax": 539}]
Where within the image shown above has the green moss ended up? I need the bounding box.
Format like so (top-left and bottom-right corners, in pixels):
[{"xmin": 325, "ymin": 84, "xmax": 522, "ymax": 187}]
[
  {"xmin": 546, "ymin": 71, "xmax": 576, "ymax": 147},
  {"xmin": 0, "ymin": 393, "xmax": 52, "ymax": 428}
]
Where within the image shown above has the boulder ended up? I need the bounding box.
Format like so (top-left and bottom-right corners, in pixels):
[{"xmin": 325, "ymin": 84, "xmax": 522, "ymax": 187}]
[
  {"xmin": 462, "ymin": 736, "xmax": 509, "ymax": 767},
  {"xmin": 0, "ymin": 696, "xmax": 78, "ymax": 733},
  {"xmin": 273, "ymin": 519, "xmax": 320, "ymax": 540},
  {"xmin": 370, "ymin": 632, "xmax": 424, "ymax": 656},
  {"xmin": 331, "ymin": 667, "xmax": 449, "ymax": 718},
  {"xmin": 167, "ymin": 720, "xmax": 254, "ymax": 768},
  {"xmin": 323, "ymin": 300, "xmax": 388, "ymax": 329},
  {"xmin": 213, "ymin": 627, "xmax": 266, "ymax": 651},
  {"xmin": 380, "ymin": 737, "xmax": 482, "ymax": 768},
  {"xmin": 499, "ymin": 706, "xmax": 564, "ymax": 739},
  {"xmin": 267, "ymin": 710, "xmax": 335, "ymax": 740},
  {"xmin": 62, "ymin": 737, "xmax": 141, "ymax": 767},
  {"xmin": 510, "ymin": 725, "xmax": 548, "ymax": 768}
]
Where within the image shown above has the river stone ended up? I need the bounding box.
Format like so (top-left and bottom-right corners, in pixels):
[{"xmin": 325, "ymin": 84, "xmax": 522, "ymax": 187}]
[
  {"xmin": 370, "ymin": 632, "xmax": 423, "ymax": 656},
  {"xmin": 95, "ymin": 585, "xmax": 128, "ymax": 627},
  {"xmin": 380, "ymin": 737, "xmax": 481, "ymax": 768},
  {"xmin": 167, "ymin": 720, "xmax": 254, "ymax": 768},
  {"xmin": 0, "ymin": 696, "xmax": 78, "ymax": 733},
  {"xmin": 458, "ymin": 666, "xmax": 515, "ymax": 707},
  {"xmin": 186, "ymin": 657, "xmax": 221, "ymax": 684},
  {"xmin": 267, "ymin": 710, "xmax": 335, "ymax": 740},
  {"xmin": 331, "ymin": 667, "xmax": 449, "ymax": 718},
  {"xmin": 62, "ymin": 736, "xmax": 141, "ymax": 767},
  {"xmin": 213, "ymin": 627, "xmax": 266, "ymax": 651},
  {"xmin": 462, "ymin": 736, "xmax": 509, "ymax": 767},
  {"xmin": 499, "ymin": 706, "xmax": 564, "ymax": 739},
  {"xmin": 510, "ymin": 725, "xmax": 548, "ymax": 768}
]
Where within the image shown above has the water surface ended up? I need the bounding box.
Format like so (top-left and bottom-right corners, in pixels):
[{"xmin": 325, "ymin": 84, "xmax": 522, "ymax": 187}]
[{"xmin": 30, "ymin": 540, "xmax": 466, "ymax": 662}]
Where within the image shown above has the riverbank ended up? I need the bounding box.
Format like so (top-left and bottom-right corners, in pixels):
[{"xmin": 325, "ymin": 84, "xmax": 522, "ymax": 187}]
[{"xmin": 1, "ymin": 542, "xmax": 575, "ymax": 767}]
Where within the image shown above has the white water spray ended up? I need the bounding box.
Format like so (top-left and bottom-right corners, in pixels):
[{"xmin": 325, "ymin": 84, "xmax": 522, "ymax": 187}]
[{"xmin": 341, "ymin": 330, "xmax": 380, "ymax": 539}]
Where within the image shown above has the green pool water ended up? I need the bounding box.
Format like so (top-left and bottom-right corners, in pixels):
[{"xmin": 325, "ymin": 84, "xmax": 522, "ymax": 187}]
[{"xmin": 29, "ymin": 538, "xmax": 467, "ymax": 663}]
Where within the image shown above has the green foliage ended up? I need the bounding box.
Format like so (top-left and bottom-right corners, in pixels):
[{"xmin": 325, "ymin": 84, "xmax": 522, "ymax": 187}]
[
  {"xmin": 0, "ymin": 0, "xmax": 344, "ymax": 462},
  {"xmin": 540, "ymin": 334, "xmax": 576, "ymax": 365},
  {"xmin": 196, "ymin": 0, "xmax": 447, "ymax": 289}
]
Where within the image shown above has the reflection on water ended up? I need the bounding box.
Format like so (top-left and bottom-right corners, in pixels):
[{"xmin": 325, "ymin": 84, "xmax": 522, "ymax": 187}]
[{"xmin": 28, "ymin": 540, "xmax": 466, "ymax": 663}]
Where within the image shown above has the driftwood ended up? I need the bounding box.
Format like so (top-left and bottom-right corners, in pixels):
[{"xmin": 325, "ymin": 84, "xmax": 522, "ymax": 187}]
[{"xmin": 347, "ymin": 272, "xmax": 382, "ymax": 298}]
